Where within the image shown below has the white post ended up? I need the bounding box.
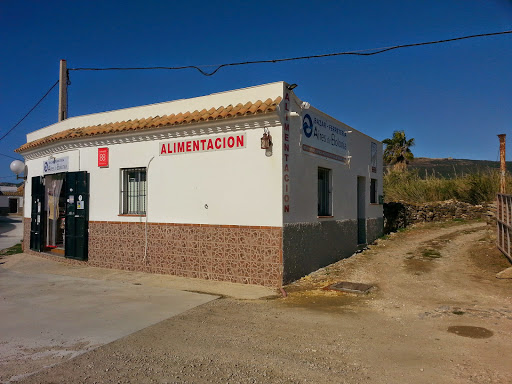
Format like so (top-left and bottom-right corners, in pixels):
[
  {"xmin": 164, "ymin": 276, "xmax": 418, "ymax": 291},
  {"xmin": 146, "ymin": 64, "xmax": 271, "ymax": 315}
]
[{"xmin": 58, "ymin": 59, "xmax": 67, "ymax": 122}]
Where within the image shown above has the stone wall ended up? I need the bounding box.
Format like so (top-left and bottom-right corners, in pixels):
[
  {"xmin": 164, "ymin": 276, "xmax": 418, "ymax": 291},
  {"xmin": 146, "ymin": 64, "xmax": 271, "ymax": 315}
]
[{"xmin": 384, "ymin": 200, "xmax": 494, "ymax": 233}]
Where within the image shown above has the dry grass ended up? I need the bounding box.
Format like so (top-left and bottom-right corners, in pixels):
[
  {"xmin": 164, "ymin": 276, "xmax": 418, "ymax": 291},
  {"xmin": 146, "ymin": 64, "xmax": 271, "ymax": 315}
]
[{"xmin": 384, "ymin": 168, "xmax": 511, "ymax": 204}]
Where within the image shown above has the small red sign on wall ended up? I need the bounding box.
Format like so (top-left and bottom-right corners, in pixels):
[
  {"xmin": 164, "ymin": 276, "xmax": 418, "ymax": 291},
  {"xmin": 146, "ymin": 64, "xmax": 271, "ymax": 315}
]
[{"xmin": 98, "ymin": 147, "xmax": 109, "ymax": 167}]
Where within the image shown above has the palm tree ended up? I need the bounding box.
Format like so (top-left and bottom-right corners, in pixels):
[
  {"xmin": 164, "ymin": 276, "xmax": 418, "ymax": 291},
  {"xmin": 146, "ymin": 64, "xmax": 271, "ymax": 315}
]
[{"xmin": 383, "ymin": 130, "xmax": 415, "ymax": 171}]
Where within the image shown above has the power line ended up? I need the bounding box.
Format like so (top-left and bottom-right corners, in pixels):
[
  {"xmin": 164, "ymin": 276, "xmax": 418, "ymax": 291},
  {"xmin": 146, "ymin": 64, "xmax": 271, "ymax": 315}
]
[
  {"xmin": 1, "ymin": 30, "xmax": 510, "ymax": 147},
  {"xmin": 69, "ymin": 30, "xmax": 512, "ymax": 76},
  {"xmin": 0, "ymin": 153, "xmax": 21, "ymax": 160},
  {"xmin": 0, "ymin": 79, "xmax": 59, "ymax": 143}
]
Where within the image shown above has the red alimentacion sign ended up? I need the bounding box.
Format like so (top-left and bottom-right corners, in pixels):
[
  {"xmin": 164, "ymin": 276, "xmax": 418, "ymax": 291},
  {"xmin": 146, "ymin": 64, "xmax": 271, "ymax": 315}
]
[
  {"xmin": 159, "ymin": 133, "xmax": 246, "ymax": 155},
  {"xmin": 283, "ymin": 92, "xmax": 291, "ymax": 213},
  {"xmin": 98, "ymin": 147, "xmax": 109, "ymax": 167}
]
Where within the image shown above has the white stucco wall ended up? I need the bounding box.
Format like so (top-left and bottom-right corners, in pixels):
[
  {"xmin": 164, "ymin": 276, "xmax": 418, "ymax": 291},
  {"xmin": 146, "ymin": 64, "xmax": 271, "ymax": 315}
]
[
  {"xmin": 281, "ymin": 91, "xmax": 383, "ymax": 224},
  {"xmin": 27, "ymin": 82, "xmax": 285, "ymax": 142},
  {"xmin": 22, "ymin": 80, "xmax": 382, "ymax": 230},
  {"xmin": 24, "ymin": 122, "xmax": 283, "ymax": 227}
]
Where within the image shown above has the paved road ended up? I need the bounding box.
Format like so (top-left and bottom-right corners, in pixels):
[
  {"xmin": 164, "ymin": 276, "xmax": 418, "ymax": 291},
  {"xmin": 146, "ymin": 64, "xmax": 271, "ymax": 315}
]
[
  {"xmin": 0, "ymin": 256, "xmax": 218, "ymax": 382},
  {"xmin": 0, "ymin": 215, "xmax": 23, "ymax": 250}
]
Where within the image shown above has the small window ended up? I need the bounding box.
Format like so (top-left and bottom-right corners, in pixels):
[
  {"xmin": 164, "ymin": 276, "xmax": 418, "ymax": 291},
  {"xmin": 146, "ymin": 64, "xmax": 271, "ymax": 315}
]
[
  {"xmin": 120, "ymin": 168, "xmax": 147, "ymax": 214},
  {"xmin": 370, "ymin": 178, "xmax": 377, "ymax": 204},
  {"xmin": 318, "ymin": 168, "xmax": 332, "ymax": 216}
]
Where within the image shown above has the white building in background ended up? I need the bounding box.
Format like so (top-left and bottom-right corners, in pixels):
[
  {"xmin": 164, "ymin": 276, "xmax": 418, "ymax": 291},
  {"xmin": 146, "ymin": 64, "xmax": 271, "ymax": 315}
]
[
  {"xmin": 16, "ymin": 81, "xmax": 383, "ymax": 287},
  {"xmin": 0, "ymin": 185, "xmax": 23, "ymax": 215}
]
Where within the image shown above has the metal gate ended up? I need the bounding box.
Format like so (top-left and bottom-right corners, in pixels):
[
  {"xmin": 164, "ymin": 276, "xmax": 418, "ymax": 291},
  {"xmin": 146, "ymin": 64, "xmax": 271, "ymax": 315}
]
[
  {"xmin": 496, "ymin": 193, "xmax": 512, "ymax": 262},
  {"xmin": 65, "ymin": 171, "xmax": 89, "ymax": 260},
  {"xmin": 30, "ymin": 176, "xmax": 45, "ymax": 252}
]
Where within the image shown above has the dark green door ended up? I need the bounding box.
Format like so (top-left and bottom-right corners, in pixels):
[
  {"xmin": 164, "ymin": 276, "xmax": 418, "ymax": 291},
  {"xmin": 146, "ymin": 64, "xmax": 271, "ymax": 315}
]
[
  {"xmin": 357, "ymin": 176, "xmax": 366, "ymax": 245},
  {"xmin": 65, "ymin": 171, "xmax": 89, "ymax": 260},
  {"xmin": 30, "ymin": 176, "xmax": 45, "ymax": 251}
]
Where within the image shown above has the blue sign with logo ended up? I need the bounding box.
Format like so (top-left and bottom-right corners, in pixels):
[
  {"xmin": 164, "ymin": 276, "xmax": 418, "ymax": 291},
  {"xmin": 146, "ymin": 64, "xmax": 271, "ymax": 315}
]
[
  {"xmin": 301, "ymin": 111, "xmax": 348, "ymax": 163},
  {"xmin": 43, "ymin": 156, "xmax": 69, "ymax": 174},
  {"xmin": 303, "ymin": 114, "xmax": 313, "ymax": 138}
]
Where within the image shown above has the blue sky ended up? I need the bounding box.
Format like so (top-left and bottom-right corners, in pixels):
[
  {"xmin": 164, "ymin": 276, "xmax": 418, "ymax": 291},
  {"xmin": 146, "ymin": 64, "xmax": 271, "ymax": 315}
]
[{"xmin": 1, "ymin": 0, "xmax": 511, "ymax": 182}]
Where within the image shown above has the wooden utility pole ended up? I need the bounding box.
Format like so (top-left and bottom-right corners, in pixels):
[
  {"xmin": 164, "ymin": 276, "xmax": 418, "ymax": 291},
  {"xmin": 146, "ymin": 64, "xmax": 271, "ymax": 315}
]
[
  {"xmin": 498, "ymin": 134, "xmax": 506, "ymax": 194},
  {"xmin": 58, "ymin": 59, "xmax": 67, "ymax": 122}
]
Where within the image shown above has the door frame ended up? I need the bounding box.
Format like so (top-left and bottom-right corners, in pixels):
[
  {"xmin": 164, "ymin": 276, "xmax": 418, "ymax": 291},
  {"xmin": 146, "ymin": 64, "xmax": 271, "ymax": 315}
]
[{"xmin": 30, "ymin": 171, "xmax": 89, "ymax": 260}]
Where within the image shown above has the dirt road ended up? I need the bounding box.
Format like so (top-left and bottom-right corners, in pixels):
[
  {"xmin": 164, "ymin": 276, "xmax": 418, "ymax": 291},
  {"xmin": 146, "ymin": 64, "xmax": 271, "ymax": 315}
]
[{"xmin": 13, "ymin": 220, "xmax": 512, "ymax": 383}]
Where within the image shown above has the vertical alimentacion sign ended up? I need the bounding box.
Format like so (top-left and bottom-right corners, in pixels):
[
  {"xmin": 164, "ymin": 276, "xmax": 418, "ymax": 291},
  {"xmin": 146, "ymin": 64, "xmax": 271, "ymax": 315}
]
[{"xmin": 283, "ymin": 92, "xmax": 291, "ymax": 213}]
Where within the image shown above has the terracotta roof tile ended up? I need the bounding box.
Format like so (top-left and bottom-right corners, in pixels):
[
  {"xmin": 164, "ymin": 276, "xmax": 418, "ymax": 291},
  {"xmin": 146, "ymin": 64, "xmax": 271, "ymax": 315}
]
[
  {"xmin": 218, "ymin": 105, "xmax": 233, "ymax": 118},
  {"xmin": 15, "ymin": 97, "xmax": 282, "ymax": 153},
  {"xmin": 210, "ymin": 106, "xmax": 223, "ymax": 120},
  {"xmin": 248, "ymin": 100, "xmax": 263, "ymax": 114},
  {"xmin": 227, "ymin": 103, "xmax": 240, "ymax": 117}
]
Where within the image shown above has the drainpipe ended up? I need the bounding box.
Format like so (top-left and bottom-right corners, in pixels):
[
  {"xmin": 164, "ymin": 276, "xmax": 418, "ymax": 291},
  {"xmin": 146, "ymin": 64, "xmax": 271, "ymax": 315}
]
[{"xmin": 144, "ymin": 156, "xmax": 155, "ymax": 263}]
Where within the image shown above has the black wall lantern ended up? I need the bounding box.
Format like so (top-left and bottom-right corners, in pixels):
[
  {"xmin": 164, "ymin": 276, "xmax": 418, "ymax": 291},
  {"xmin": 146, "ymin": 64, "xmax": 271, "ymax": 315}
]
[{"xmin": 261, "ymin": 128, "xmax": 273, "ymax": 157}]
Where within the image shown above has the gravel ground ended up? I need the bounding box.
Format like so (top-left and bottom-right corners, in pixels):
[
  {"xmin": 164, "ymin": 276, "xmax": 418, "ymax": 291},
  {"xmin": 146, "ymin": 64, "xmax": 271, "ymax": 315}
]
[{"xmin": 11, "ymin": 220, "xmax": 512, "ymax": 384}]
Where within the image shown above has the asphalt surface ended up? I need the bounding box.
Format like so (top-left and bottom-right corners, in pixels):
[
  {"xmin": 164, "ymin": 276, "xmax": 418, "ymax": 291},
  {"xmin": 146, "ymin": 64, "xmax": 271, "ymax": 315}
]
[
  {"xmin": 0, "ymin": 265, "xmax": 218, "ymax": 382},
  {"xmin": 0, "ymin": 215, "xmax": 273, "ymax": 383},
  {"xmin": 0, "ymin": 215, "xmax": 23, "ymax": 250},
  {"xmin": 0, "ymin": 216, "xmax": 220, "ymax": 383}
]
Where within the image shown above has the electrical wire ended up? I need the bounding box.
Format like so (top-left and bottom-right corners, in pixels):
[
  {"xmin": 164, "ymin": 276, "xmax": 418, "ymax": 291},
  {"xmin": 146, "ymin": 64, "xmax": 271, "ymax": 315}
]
[
  {"xmin": 1, "ymin": 30, "xmax": 510, "ymax": 146},
  {"xmin": 0, "ymin": 152, "xmax": 21, "ymax": 160},
  {"xmin": 0, "ymin": 79, "xmax": 59, "ymax": 142},
  {"xmin": 68, "ymin": 30, "xmax": 512, "ymax": 76}
]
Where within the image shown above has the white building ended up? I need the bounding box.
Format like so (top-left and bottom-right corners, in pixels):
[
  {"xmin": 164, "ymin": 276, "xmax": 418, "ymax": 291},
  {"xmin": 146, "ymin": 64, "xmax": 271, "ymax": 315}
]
[
  {"xmin": 0, "ymin": 185, "xmax": 23, "ymax": 215},
  {"xmin": 16, "ymin": 82, "xmax": 383, "ymax": 287}
]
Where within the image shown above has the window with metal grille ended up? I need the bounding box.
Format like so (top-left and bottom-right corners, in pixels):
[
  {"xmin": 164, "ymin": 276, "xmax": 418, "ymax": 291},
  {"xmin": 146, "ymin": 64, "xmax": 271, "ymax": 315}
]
[
  {"xmin": 370, "ymin": 178, "xmax": 377, "ymax": 204},
  {"xmin": 120, "ymin": 168, "xmax": 147, "ymax": 214},
  {"xmin": 318, "ymin": 167, "xmax": 332, "ymax": 216}
]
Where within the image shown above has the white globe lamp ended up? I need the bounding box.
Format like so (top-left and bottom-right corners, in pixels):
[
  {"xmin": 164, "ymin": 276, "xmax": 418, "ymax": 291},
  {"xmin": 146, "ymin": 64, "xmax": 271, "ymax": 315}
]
[{"xmin": 10, "ymin": 160, "xmax": 25, "ymax": 179}]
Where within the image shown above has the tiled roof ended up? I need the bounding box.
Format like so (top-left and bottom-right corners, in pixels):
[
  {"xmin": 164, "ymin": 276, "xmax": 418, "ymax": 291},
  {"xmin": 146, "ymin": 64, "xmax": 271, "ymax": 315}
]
[
  {"xmin": 16, "ymin": 97, "xmax": 282, "ymax": 153},
  {"xmin": 0, "ymin": 185, "xmax": 23, "ymax": 196}
]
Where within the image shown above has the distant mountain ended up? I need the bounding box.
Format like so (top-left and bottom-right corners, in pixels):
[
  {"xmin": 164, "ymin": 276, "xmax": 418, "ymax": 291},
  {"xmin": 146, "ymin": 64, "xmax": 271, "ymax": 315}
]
[{"xmin": 402, "ymin": 157, "xmax": 512, "ymax": 178}]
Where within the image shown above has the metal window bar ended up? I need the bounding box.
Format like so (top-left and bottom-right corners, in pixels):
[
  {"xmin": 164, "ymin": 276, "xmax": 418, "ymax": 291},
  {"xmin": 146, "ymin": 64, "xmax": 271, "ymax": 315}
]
[
  {"xmin": 318, "ymin": 168, "xmax": 331, "ymax": 216},
  {"xmin": 121, "ymin": 168, "xmax": 147, "ymax": 214},
  {"xmin": 496, "ymin": 193, "xmax": 512, "ymax": 263}
]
